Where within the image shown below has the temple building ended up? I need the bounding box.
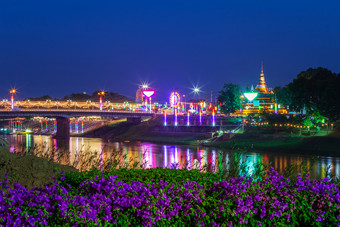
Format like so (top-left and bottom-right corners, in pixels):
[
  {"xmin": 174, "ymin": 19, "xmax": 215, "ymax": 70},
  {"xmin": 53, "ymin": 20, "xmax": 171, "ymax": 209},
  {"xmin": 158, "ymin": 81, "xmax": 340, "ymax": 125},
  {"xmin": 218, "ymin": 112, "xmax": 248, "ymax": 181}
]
[{"xmin": 240, "ymin": 64, "xmax": 287, "ymax": 115}]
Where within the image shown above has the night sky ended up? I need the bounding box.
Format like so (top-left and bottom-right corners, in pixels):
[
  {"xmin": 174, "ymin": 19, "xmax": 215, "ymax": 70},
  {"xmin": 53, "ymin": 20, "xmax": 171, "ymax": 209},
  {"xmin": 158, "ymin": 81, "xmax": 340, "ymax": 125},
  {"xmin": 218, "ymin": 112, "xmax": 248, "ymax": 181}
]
[{"xmin": 1, "ymin": 1, "xmax": 340, "ymax": 101}]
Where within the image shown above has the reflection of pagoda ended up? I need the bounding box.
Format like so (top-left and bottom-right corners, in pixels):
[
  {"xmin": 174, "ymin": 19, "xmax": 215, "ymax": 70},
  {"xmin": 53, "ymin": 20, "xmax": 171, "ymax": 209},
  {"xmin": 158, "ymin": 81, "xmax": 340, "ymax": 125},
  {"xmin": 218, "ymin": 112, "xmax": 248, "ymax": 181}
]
[
  {"xmin": 135, "ymin": 86, "xmax": 144, "ymax": 103},
  {"xmin": 241, "ymin": 64, "xmax": 287, "ymax": 115}
]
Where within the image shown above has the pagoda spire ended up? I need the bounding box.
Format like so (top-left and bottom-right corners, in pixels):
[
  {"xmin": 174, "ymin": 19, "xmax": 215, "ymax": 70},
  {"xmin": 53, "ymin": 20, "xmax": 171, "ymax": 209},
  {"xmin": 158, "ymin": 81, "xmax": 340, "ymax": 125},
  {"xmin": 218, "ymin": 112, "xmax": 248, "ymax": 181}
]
[{"xmin": 255, "ymin": 62, "xmax": 268, "ymax": 92}]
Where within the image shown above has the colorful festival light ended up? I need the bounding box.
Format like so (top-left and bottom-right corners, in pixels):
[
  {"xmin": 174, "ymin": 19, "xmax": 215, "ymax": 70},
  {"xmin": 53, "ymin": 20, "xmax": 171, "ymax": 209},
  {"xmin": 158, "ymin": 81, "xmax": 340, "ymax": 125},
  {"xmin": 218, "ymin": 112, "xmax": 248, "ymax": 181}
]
[
  {"xmin": 274, "ymin": 103, "xmax": 278, "ymax": 114},
  {"xmin": 163, "ymin": 111, "xmax": 167, "ymax": 126},
  {"xmin": 169, "ymin": 92, "xmax": 180, "ymax": 107},
  {"xmin": 98, "ymin": 91, "xmax": 105, "ymax": 111},
  {"xmin": 142, "ymin": 90, "xmax": 155, "ymax": 98},
  {"xmin": 199, "ymin": 109, "xmax": 202, "ymax": 125},
  {"xmin": 142, "ymin": 90, "xmax": 155, "ymax": 112},
  {"xmin": 187, "ymin": 111, "xmax": 190, "ymax": 126},
  {"xmin": 10, "ymin": 89, "xmax": 16, "ymax": 110},
  {"xmin": 54, "ymin": 120, "xmax": 57, "ymax": 132},
  {"xmin": 212, "ymin": 109, "xmax": 216, "ymax": 127},
  {"xmin": 174, "ymin": 108, "xmax": 178, "ymax": 126},
  {"xmin": 244, "ymin": 92, "xmax": 258, "ymax": 102}
]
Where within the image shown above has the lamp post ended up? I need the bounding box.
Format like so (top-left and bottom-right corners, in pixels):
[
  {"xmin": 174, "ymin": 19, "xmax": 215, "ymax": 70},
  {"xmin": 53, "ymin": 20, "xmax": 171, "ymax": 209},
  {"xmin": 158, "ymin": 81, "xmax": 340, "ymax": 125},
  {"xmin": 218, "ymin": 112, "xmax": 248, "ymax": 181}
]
[
  {"xmin": 9, "ymin": 89, "xmax": 16, "ymax": 110},
  {"xmin": 98, "ymin": 91, "xmax": 105, "ymax": 111}
]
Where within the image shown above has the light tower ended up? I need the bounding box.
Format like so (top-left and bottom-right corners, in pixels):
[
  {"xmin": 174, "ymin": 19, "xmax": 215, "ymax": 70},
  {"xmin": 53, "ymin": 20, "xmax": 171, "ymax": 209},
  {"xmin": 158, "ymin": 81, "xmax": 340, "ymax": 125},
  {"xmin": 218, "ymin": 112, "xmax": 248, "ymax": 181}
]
[
  {"xmin": 98, "ymin": 91, "xmax": 105, "ymax": 111},
  {"xmin": 9, "ymin": 89, "xmax": 16, "ymax": 110}
]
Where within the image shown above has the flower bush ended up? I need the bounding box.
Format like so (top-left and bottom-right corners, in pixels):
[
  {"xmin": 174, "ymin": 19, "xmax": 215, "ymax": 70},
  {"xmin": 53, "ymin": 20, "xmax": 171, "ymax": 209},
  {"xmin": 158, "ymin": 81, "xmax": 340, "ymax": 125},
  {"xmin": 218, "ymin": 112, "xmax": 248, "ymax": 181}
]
[{"xmin": 1, "ymin": 167, "xmax": 340, "ymax": 226}]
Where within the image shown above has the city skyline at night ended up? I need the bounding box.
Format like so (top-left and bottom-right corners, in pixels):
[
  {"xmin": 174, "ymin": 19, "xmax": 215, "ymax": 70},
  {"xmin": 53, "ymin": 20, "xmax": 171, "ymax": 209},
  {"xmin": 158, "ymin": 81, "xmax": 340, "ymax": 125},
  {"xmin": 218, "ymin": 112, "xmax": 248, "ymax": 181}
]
[{"xmin": 1, "ymin": 1, "xmax": 340, "ymax": 101}]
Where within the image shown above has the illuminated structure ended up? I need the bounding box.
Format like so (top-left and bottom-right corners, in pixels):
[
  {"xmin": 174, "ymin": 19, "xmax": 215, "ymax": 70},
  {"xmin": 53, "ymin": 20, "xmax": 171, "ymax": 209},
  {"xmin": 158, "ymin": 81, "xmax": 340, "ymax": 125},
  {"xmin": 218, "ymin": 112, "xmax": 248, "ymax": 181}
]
[
  {"xmin": 169, "ymin": 92, "xmax": 180, "ymax": 108},
  {"xmin": 255, "ymin": 64, "xmax": 268, "ymax": 92},
  {"xmin": 135, "ymin": 86, "xmax": 144, "ymax": 103},
  {"xmin": 240, "ymin": 64, "xmax": 287, "ymax": 115},
  {"xmin": 10, "ymin": 89, "xmax": 16, "ymax": 110},
  {"xmin": 142, "ymin": 90, "xmax": 155, "ymax": 112},
  {"xmin": 98, "ymin": 91, "xmax": 105, "ymax": 111}
]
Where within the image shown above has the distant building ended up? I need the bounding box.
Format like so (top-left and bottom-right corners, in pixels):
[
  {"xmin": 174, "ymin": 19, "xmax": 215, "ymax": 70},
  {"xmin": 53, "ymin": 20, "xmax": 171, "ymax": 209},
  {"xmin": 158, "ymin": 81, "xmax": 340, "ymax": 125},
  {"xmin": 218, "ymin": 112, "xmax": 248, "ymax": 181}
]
[
  {"xmin": 136, "ymin": 86, "xmax": 144, "ymax": 103},
  {"xmin": 240, "ymin": 64, "xmax": 287, "ymax": 115}
]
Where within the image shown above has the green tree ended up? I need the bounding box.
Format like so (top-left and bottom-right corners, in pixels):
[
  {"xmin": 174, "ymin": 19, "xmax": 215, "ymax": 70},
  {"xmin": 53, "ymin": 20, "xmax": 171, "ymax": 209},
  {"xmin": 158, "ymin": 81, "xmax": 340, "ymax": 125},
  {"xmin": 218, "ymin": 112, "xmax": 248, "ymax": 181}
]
[
  {"xmin": 273, "ymin": 86, "xmax": 293, "ymax": 108},
  {"xmin": 217, "ymin": 83, "xmax": 242, "ymax": 115},
  {"xmin": 287, "ymin": 67, "xmax": 340, "ymax": 120}
]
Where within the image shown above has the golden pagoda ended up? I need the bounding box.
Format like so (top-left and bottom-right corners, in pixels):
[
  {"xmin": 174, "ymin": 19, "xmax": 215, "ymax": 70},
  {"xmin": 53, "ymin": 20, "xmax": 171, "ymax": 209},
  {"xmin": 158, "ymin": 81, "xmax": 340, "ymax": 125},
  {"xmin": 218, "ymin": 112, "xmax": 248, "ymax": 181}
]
[{"xmin": 240, "ymin": 63, "xmax": 287, "ymax": 115}]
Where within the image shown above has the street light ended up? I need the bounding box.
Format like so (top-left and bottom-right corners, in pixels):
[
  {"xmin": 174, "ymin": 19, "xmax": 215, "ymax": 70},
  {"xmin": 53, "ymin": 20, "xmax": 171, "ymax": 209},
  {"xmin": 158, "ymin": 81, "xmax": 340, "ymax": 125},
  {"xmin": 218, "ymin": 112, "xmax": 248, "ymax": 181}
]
[
  {"xmin": 9, "ymin": 89, "xmax": 16, "ymax": 110},
  {"xmin": 98, "ymin": 91, "xmax": 105, "ymax": 111}
]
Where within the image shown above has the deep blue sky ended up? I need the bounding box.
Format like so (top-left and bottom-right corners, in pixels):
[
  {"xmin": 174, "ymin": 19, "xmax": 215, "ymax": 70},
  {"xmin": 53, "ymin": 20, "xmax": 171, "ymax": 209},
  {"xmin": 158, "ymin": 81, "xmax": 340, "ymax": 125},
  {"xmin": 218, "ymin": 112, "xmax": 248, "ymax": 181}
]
[{"xmin": 1, "ymin": 0, "xmax": 340, "ymax": 101}]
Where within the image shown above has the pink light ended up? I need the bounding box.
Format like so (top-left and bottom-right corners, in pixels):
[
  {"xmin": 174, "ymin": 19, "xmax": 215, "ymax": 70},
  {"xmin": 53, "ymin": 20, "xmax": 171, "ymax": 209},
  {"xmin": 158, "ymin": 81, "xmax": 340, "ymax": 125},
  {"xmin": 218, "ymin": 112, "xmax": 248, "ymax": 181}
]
[
  {"xmin": 142, "ymin": 90, "xmax": 155, "ymax": 98},
  {"xmin": 11, "ymin": 95, "xmax": 14, "ymax": 109},
  {"xmin": 199, "ymin": 109, "xmax": 202, "ymax": 125},
  {"xmin": 99, "ymin": 96, "xmax": 103, "ymax": 111},
  {"xmin": 212, "ymin": 110, "xmax": 216, "ymax": 127},
  {"xmin": 187, "ymin": 111, "xmax": 190, "ymax": 126},
  {"xmin": 174, "ymin": 108, "xmax": 178, "ymax": 126}
]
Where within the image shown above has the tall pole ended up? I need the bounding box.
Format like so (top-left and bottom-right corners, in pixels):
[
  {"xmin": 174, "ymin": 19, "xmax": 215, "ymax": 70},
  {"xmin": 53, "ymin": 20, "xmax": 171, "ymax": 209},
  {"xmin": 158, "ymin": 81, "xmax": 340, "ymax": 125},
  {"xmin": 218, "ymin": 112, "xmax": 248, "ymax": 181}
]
[
  {"xmin": 99, "ymin": 96, "xmax": 103, "ymax": 111},
  {"xmin": 98, "ymin": 91, "xmax": 105, "ymax": 111},
  {"xmin": 10, "ymin": 89, "xmax": 16, "ymax": 110}
]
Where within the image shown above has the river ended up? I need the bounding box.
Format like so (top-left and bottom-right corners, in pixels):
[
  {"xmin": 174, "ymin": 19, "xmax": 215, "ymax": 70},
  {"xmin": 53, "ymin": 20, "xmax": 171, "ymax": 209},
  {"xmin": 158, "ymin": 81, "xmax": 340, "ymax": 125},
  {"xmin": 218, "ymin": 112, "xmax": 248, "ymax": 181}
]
[{"xmin": 5, "ymin": 134, "xmax": 340, "ymax": 180}]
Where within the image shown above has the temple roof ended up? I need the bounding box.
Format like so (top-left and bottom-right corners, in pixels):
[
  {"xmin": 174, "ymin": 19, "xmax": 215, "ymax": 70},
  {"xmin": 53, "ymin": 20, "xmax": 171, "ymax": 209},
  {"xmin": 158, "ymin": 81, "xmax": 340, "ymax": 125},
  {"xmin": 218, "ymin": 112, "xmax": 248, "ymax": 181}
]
[{"xmin": 255, "ymin": 63, "xmax": 268, "ymax": 92}]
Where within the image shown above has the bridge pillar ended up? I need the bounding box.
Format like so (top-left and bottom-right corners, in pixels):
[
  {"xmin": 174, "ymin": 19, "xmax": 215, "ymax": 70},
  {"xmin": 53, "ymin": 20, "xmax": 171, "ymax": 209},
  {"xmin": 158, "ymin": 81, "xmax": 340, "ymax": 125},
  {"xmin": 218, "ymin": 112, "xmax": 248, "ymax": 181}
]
[
  {"xmin": 56, "ymin": 117, "xmax": 70, "ymax": 139},
  {"xmin": 126, "ymin": 117, "xmax": 141, "ymax": 124}
]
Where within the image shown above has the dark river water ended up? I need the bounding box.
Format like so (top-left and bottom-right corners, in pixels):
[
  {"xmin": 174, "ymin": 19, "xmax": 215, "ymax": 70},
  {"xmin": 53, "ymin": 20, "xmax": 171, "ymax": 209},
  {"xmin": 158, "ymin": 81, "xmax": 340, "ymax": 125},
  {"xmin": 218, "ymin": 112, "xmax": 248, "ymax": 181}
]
[{"xmin": 5, "ymin": 134, "xmax": 340, "ymax": 180}]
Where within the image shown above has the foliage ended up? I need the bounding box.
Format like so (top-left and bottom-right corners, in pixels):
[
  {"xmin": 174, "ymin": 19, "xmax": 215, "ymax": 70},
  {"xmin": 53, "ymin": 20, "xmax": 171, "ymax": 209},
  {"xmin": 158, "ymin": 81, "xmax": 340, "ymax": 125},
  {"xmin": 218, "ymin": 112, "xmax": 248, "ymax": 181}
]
[
  {"xmin": 24, "ymin": 95, "xmax": 54, "ymax": 101},
  {"xmin": 286, "ymin": 67, "xmax": 340, "ymax": 120},
  {"xmin": 59, "ymin": 168, "xmax": 221, "ymax": 190},
  {"xmin": 218, "ymin": 83, "xmax": 242, "ymax": 115},
  {"xmin": 273, "ymin": 86, "xmax": 293, "ymax": 108},
  {"xmin": 1, "ymin": 168, "xmax": 340, "ymax": 226}
]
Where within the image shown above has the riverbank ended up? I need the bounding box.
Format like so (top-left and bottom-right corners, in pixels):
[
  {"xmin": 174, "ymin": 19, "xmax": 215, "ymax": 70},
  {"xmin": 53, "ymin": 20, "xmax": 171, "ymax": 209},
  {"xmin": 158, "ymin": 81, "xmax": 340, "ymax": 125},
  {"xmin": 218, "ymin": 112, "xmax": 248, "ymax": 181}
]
[
  {"xmin": 0, "ymin": 147, "xmax": 78, "ymax": 189},
  {"xmin": 204, "ymin": 133, "xmax": 340, "ymax": 156}
]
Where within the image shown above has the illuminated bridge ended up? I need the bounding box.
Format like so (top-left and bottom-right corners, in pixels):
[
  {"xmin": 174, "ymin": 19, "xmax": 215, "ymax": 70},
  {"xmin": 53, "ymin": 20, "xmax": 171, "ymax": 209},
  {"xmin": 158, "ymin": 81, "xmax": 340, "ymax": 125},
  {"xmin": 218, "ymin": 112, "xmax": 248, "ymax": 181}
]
[{"xmin": 0, "ymin": 109, "xmax": 154, "ymax": 139}]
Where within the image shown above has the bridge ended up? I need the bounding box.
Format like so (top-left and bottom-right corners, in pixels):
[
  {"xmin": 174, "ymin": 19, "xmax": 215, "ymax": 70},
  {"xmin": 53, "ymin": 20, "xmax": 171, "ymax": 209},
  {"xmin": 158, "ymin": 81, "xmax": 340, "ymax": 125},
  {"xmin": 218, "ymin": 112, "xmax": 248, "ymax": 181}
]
[
  {"xmin": 0, "ymin": 109, "xmax": 154, "ymax": 139},
  {"xmin": 0, "ymin": 100, "xmax": 136, "ymax": 110}
]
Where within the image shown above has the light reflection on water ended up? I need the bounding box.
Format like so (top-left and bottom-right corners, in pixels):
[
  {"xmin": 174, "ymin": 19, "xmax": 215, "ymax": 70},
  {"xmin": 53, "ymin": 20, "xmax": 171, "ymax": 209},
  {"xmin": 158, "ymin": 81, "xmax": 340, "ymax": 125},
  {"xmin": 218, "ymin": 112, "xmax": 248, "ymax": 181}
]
[{"xmin": 5, "ymin": 134, "xmax": 340, "ymax": 180}]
